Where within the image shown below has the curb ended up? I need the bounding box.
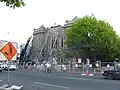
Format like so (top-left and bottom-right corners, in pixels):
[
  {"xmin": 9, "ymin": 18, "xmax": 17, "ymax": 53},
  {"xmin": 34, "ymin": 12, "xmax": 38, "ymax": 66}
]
[{"xmin": 68, "ymin": 72, "xmax": 102, "ymax": 77}]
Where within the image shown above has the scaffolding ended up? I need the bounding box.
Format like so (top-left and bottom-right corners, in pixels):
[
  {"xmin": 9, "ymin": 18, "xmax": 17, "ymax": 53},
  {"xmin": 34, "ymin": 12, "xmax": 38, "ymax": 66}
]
[
  {"xmin": 36, "ymin": 30, "xmax": 60, "ymax": 65},
  {"xmin": 37, "ymin": 32, "xmax": 50, "ymax": 63},
  {"xmin": 47, "ymin": 32, "xmax": 60, "ymax": 63}
]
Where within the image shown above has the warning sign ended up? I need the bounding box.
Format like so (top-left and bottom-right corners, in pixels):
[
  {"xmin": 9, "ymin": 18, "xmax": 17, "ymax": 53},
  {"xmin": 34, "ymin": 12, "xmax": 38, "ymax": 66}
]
[{"xmin": 0, "ymin": 42, "xmax": 17, "ymax": 61}]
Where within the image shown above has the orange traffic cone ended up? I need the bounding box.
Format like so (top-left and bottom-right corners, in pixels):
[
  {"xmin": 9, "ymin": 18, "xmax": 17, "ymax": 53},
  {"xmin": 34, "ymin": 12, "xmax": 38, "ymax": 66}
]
[
  {"xmin": 27, "ymin": 66, "xmax": 30, "ymax": 71},
  {"xmin": 58, "ymin": 68, "xmax": 60, "ymax": 72},
  {"xmin": 19, "ymin": 66, "xmax": 21, "ymax": 70},
  {"xmin": 72, "ymin": 68, "xmax": 75, "ymax": 74},
  {"xmin": 85, "ymin": 70, "xmax": 89, "ymax": 75}
]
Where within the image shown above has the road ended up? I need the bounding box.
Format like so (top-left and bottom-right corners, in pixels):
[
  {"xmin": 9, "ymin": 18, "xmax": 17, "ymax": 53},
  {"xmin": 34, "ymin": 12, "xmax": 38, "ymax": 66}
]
[{"xmin": 0, "ymin": 70, "xmax": 120, "ymax": 90}]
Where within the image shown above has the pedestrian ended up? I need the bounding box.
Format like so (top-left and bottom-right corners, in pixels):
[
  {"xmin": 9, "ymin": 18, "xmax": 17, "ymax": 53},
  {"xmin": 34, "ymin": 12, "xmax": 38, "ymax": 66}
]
[
  {"xmin": 62, "ymin": 64, "xmax": 66, "ymax": 72},
  {"xmin": 45, "ymin": 62, "xmax": 51, "ymax": 73}
]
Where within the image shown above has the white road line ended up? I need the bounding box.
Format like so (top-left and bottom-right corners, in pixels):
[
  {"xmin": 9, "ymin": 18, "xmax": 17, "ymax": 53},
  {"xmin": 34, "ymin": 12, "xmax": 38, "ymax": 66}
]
[{"xmin": 34, "ymin": 82, "xmax": 69, "ymax": 89}]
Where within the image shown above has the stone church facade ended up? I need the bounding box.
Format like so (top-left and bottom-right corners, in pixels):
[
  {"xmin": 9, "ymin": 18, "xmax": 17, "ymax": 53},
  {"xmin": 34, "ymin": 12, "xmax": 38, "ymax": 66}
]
[{"xmin": 27, "ymin": 17, "xmax": 78, "ymax": 64}]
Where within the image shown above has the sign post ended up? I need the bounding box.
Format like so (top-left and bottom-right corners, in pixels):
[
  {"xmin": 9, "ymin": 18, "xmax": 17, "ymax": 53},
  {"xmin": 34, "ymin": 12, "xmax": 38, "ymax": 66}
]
[
  {"xmin": 7, "ymin": 61, "xmax": 10, "ymax": 86},
  {"xmin": 0, "ymin": 42, "xmax": 17, "ymax": 86}
]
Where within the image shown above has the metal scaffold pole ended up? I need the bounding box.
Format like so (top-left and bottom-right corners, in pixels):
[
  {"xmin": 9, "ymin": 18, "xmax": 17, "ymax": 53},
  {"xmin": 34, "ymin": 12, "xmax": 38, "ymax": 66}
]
[
  {"xmin": 48, "ymin": 32, "xmax": 60, "ymax": 62},
  {"xmin": 37, "ymin": 29, "xmax": 60, "ymax": 65},
  {"xmin": 37, "ymin": 32, "xmax": 50, "ymax": 64}
]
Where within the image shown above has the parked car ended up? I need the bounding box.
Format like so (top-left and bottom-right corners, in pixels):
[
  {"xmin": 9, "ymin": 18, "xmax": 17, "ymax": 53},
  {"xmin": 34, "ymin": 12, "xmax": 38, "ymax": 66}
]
[
  {"xmin": 1, "ymin": 64, "xmax": 8, "ymax": 70},
  {"xmin": 102, "ymin": 67, "xmax": 120, "ymax": 80},
  {"xmin": 0, "ymin": 64, "xmax": 3, "ymax": 72},
  {"xmin": 9, "ymin": 64, "xmax": 17, "ymax": 71},
  {"xmin": 101, "ymin": 62, "xmax": 114, "ymax": 71},
  {"xmin": 1, "ymin": 64, "xmax": 17, "ymax": 71}
]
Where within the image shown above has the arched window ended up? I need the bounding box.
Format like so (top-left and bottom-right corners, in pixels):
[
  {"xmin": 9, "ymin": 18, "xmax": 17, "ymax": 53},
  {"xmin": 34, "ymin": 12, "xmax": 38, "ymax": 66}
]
[
  {"xmin": 52, "ymin": 39, "xmax": 54, "ymax": 48},
  {"xmin": 61, "ymin": 38, "xmax": 64, "ymax": 47}
]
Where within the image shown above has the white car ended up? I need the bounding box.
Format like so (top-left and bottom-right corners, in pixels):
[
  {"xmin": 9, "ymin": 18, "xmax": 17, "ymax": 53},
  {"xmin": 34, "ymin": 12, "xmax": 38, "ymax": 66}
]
[
  {"xmin": 0, "ymin": 64, "xmax": 3, "ymax": 72},
  {"xmin": 9, "ymin": 65, "xmax": 17, "ymax": 71},
  {"xmin": 1, "ymin": 64, "xmax": 8, "ymax": 70}
]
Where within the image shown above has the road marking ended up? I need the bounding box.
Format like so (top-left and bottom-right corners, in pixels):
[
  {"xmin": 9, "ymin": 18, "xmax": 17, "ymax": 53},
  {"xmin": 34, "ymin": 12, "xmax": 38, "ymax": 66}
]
[{"xmin": 34, "ymin": 82, "xmax": 69, "ymax": 89}]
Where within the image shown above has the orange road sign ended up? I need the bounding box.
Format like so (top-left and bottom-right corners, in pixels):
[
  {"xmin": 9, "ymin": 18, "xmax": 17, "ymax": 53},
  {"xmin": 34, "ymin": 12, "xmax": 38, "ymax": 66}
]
[{"xmin": 0, "ymin": 42, "xmax": 17, "ymax": 61}]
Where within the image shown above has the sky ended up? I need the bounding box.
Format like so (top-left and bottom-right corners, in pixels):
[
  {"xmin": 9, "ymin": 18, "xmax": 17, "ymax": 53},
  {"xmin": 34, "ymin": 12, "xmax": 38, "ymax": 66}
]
[{"xmin": 0, "ymin": 0, "xmax": 120, "ymax": 45}]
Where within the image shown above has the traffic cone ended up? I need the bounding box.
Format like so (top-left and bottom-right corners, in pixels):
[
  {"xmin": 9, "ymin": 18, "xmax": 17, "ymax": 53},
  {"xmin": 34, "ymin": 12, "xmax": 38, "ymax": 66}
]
[
  {"xmin": 93, "ymin": 69, "xmax": 96, "ymax": 75},
  {"xmin": 19, "ymin": 66, "xmax": 21, "ymax": 70},
  {"xmin": 58, "ymin": 68, "xmax": 60, "ymax": 72},
  {"xmin": 81, "ymin": 71, "xmax": 87, "ymax": 76},
  {"xmin": 85, "ymin": 70, "xmax": 89, "ymax": 75},
  {"xmin": 27, "ymin": 66, "xmax": 30, "ymax": 71},
  {"xmin": 72, "ymin": 68, "xmax": 75, "ymax": 74}
]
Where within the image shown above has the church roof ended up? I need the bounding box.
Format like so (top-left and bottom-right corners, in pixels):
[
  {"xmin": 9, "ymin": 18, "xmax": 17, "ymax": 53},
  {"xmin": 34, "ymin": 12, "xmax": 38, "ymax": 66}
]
[
  {"xmin": 33, "ymin": 25, "xmax": 47, "ymax": 35},
  {"xmin": 38, "ymin": 25, "xmax": 46, "ymax": 30}
]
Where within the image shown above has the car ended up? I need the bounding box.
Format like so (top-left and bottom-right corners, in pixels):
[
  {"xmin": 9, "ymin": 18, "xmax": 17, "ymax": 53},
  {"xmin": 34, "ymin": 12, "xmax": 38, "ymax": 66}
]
[
  {"xmin": 9, "ymin": 64, "xmax": 17, "ymax": 71},
  {"xmin": 102, "ymin": 68, "xmax": 120, "ymax": 80},
  {"xmin": 1, "ymin": 64, "xmax": 8, "ymax": 70},
  {"xmin": 0, "ymin": 64, "xmax": 3, "ymax": 72},
  {"xmin": 1, "ymin": 64, "xmax": 17, "ymax": 71}
]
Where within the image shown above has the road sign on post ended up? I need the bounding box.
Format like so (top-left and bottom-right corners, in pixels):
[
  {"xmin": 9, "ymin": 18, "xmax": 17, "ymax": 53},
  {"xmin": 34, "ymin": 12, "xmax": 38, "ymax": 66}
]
[
  {"xmin": 0, "ymin": 42, "xmax": 17, "ymax": 86},
  {"xmin": 0, "ymin": 42, "xmax": 17, "ymax": 61}
]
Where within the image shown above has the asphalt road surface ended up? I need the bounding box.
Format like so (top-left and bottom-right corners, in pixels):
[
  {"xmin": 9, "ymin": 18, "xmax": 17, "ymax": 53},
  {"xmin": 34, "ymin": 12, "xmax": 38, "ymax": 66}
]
[{"xmin": 0, "ymin": 70, "xmax": 120, "ymax": 90}]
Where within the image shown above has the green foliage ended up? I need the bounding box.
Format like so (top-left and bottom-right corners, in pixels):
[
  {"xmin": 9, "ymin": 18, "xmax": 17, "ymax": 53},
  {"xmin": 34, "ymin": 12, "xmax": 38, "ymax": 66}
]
[
  {"xmin": 65, "ymin": 14, "xmax": 120, "ymax": 60},
  {"xmin": 61, "ymin": 51, "xmax": 73, "ymax": 59},
  {"xmin": 0, "ymin": 0, "xmax": 25, "ymax": 8}
]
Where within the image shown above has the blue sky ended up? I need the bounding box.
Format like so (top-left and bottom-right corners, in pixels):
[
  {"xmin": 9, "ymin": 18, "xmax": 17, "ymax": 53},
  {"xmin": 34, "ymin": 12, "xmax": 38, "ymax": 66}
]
[{"xmin": 0, "ymin": 0, "xmax": 119, "ymax": 44}]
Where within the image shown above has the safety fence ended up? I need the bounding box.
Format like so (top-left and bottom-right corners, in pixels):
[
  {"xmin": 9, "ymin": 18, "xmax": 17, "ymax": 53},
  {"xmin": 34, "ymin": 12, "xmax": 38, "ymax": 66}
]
[{"xmin": 17, "ymin": 64, "xmax": 102, "ymax": 75}]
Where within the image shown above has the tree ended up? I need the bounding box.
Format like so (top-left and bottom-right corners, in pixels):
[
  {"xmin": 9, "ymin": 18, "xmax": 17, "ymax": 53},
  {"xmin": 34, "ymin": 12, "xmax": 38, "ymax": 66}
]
[
  {"xmin": 65, "ymin": 14, "xmax": 120, "ymax": 61},
  {"xmin": 61, "ymin": 51, "xmax": 73, "ymax": 59},
  {"xmin": 0, "ymin": 0, "xmax": 25, "ymax": 8}
]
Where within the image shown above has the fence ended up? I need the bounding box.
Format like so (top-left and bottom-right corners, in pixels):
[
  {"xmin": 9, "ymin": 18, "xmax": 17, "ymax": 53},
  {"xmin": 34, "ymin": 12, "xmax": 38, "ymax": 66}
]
[{"xmin": 17, "ymin": 64, "xmax": 102, "ymax": 74}]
